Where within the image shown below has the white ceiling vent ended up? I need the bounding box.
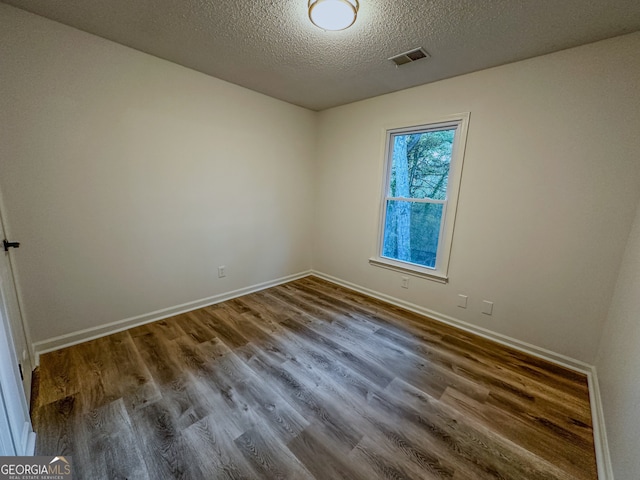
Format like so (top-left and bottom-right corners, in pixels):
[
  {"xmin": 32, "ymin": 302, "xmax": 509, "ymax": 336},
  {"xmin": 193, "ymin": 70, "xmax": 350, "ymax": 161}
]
[{"xmin": 389, "ymin": 48, "xmax": 430, "ymax": 67}]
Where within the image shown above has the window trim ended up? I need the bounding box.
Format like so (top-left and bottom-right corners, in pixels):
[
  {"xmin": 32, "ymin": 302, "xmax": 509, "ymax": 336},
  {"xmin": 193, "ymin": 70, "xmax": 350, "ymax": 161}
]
[{"xmin": 369, "ymin": 112, "xmax": 470, "ymax": 283}]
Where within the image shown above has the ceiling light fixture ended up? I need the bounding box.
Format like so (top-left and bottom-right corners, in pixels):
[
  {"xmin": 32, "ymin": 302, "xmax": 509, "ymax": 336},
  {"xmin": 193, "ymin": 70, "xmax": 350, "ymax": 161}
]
[{"xmin": 308, "ymin": 0, "xmax": 359, "ymax": 31}]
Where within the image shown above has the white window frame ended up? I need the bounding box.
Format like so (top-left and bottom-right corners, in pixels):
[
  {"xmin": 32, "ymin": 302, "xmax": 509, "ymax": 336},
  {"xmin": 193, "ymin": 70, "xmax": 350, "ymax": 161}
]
[{"xmin": 369, "ymin": 113, "xmax": 470, "ymax": 283}]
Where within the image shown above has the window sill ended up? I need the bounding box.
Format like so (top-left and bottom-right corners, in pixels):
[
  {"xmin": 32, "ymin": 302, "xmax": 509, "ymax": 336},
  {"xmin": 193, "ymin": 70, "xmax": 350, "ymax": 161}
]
[{"xmin": 368, "ymin": 258, "xmax": 449, "ymax": 284}]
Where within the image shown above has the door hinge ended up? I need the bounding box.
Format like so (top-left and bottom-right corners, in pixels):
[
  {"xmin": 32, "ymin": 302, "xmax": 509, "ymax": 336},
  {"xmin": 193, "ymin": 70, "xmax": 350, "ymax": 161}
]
[
  {"xmin": 18, "ymin": 363, "xmax": 24, "ymax": 381},
  {"xmin": 3, "ymin": 239, "xmax": 20, "ymax": 252}
]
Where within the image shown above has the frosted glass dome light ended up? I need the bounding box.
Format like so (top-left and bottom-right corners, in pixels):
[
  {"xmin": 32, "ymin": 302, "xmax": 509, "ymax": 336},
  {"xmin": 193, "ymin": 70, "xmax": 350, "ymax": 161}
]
[{"xmin": 308, "ymin": 0, "xmax": 359, "ymax": 31}]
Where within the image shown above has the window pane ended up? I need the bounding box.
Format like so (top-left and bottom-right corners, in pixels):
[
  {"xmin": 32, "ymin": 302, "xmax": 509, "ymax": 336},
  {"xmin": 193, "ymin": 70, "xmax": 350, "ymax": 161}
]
[
  {"xmin": 382, "ymin": 200, "xmax": 443, "ymax": 269},
  {"xmin": 388, "ymin": 129, "xmax": 455, "ymax": 200}
]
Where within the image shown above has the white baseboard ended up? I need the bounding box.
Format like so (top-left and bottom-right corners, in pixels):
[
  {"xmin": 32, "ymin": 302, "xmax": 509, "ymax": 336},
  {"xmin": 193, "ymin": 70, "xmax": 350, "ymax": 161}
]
[
  {"xmin": 14, "ymin": 421, "xmax": 36, "ymax": 456},
  {"xmin": 22, "ymin": 422, "xmax": 35, "ymax": 456},
  {"xmin": 587, "ymin": 368, "xmax": 615, "ymax": 480},
  {"xmin": 310, "ymin": 270, "xmax": 614, "ymax": 479},
  {"xmin": 32, "ymin": 270, "xmax": 313, "ymax": 364}
]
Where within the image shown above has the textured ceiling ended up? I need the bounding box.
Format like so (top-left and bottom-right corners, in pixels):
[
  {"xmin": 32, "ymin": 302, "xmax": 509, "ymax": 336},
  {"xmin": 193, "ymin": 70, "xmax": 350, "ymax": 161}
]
[{"xmin": 3, "ymin": 0, "xmax": 640, "ymax": 110}]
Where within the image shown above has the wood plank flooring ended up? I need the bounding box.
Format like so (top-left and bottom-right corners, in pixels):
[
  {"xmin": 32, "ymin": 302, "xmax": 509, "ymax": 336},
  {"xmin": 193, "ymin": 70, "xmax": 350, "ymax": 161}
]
[{"xmin": 32, "ymin": 276, "xmax": 598, "ymax": 479}]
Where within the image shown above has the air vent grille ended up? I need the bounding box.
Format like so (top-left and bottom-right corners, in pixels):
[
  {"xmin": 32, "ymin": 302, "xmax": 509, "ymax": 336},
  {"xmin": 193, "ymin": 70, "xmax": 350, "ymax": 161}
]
[{"xmin": 389, "ymin": 48, "xmax": 430, "ymax": 66}]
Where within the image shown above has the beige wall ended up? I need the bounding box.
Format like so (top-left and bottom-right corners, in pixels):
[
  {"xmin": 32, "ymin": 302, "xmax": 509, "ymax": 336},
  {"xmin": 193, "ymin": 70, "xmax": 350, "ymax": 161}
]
[
  {"xmin": 596, "ymin": 198, "xmax": 640, "ymax": 479},
  {"xmin": 0, "ymin": 5, "xmax": 316, "ymax": 343},
  {"xmin": 313, "ymin": 33, "xmax": 640, "ymax": 363}
]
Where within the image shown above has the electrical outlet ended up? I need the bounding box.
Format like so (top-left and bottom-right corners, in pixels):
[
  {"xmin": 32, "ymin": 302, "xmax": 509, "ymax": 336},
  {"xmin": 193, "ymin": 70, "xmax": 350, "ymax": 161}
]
[
  {"xmin": 218, "ymin": 266, "xmax": 226, "ymax": 278},
  {"xmin": 401, "ymin": 276, "xmax": 409, "ymax": 289},
  {"xmin": 457, "ymin": 294, "xmax": 468, "ymax": 309},
  {"xmin": 482, "ymin": 300, "xmax": 494, "ymax": 315}
]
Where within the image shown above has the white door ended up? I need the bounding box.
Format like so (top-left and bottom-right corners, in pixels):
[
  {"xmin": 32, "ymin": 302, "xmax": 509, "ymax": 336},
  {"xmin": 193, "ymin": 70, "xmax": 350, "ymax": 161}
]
[
  {"xmin": 0, "ymin": 302, "xmax": 35, "ymax": 455},
  {"xmin": 0, "ymin": 214, "xmax": 32, "ymax": 401},
  {"xmin": 0, "ymin": 209, "xmax": 35, "ymax": 455},
  {"xmin": 0, "ymin": 386, "xmax": 17, "ymax": 455}
]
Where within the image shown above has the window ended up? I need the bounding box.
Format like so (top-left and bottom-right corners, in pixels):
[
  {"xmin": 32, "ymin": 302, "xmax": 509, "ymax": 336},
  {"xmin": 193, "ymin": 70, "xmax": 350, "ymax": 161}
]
[{"xmin": 370, "ymin": 114, "xmax": 469, "ymax": 282}]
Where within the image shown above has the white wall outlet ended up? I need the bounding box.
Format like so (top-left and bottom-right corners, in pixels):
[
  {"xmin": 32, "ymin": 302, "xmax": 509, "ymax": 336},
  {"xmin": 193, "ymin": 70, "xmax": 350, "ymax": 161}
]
[
  {"xmin": 457, "ymin": 294, "xmax": 468, "ymax": 309},
  {"xmin": 218, "ymin": 265, "xmax": 226, "ymax": 278},
  {"xmin": 401, "ymin": 276, "xmax": 409, "ymax": 289},
  {"xmin": 482, "ymin": 300, "xmax": 494, "ymax": 315}
]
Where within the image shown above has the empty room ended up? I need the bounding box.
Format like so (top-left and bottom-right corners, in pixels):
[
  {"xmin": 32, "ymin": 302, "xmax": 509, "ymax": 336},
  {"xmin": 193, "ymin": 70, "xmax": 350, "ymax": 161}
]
[{"xmin": 1, "ymin": 0, "xmax": 639, "ymax": 478}]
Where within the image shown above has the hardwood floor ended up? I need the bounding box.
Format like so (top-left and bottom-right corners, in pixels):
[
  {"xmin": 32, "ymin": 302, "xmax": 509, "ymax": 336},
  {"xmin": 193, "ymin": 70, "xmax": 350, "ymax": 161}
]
[{"xmin": 32, "ymin": 276, "xmax": 598, "ymax": 479}]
